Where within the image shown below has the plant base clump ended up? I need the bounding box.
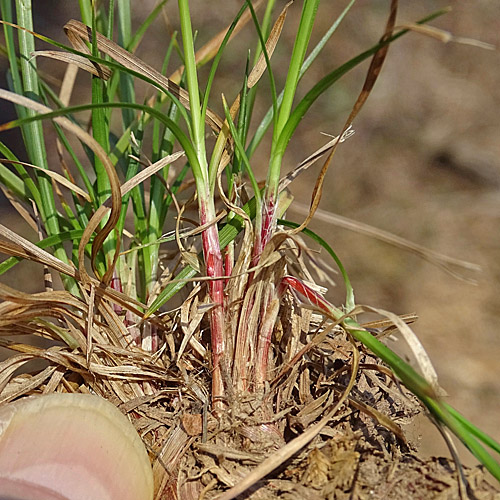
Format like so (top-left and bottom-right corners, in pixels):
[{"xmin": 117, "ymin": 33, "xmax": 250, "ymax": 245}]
[{"xmin": 1, "ymin": 290, "xmax": 498, "ymax": 499}]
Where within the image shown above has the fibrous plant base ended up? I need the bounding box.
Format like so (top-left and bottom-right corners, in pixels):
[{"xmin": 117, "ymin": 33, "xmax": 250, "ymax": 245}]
[{"xmin": 0, "ymin": 279, "xmax": 498, "ymax": 499}]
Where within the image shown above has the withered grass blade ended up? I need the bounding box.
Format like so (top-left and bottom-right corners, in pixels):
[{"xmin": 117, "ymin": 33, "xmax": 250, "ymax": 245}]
[
  {"xmin": 0, "ymin": 159, "xmax": 90, "ymax": 201},
  {"xmin": 32, "ymin": 50, "xmax": 112, "ymax": 79},
  {"xmin": 247, "ymin": 1, "xmax": 292, "ymax": 89},
  {"xmin": 289, "ymin": 202, "xmax": 481, "ymax": 281},
  {"xmin": 60, "ymin": 20, "xmax": 224, "ymax": 133},
  {"xmin": 0, "ymin": 89, "xmax": 122, "ymax": 286}
]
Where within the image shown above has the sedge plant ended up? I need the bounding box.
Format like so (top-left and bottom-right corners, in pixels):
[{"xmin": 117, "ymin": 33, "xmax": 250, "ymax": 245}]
[{"xmin": 0, "ymin": 0, "xmax": 499, "ymax": 492}]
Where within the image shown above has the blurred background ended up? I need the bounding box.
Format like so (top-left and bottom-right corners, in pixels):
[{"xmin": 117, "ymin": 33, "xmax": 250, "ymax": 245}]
[{"xmin": 0, "ymin": 0, "xmax": 499, "ymax": 465}]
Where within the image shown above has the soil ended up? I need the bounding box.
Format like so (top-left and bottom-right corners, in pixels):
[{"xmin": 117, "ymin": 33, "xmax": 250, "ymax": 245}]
[
  {"xmin": 175, "ymin": 430, "xmax": 500, "ymax": 499},
  {"xmin": 142, "ymin": 328, "xmax": 500, "ymax": 499}
]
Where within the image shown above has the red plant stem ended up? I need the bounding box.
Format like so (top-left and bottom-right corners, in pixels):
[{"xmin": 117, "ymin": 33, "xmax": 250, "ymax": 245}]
[
  {"xmin": 281, "ymin": 275, "xmax": 331, "ymax": 313},
  {"xmin": 200, "ymin": 203, "xmax": 226, "ymax": 410}
]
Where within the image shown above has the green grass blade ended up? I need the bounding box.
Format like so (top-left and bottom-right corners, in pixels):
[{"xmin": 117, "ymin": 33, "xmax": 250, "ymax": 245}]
[
  {"xmin": 266, "ymin": 0, "xmax": 319, "ymax": 199},
  {"xmin": 246, "ymin": 0, "xmax": 279, "ymax": 133},
  {"xmin": 230, "ymin": 52, "xmax": 251, "ymax": 183},
  {"xmin": 0, "ymin": 0, "xmax": 25, "ymax": 120},
  {"xmin": 161, "ymin": 162, "xmax": 189, "ymax": 223},
  {"xmin": 128, "ymin": 133, "xmax": 149, "ymax": 300},
  {"xmin": 273, "ymin": 0, "xmax": 318, "ymax": 139},
  {"xmin": 426, "ymin": 399, "xmax": 500, "ymax": 482},
  {"xmin": 239, "ymin": 0, "xmax": 276, "ymax": 158},
  {"xmin": 37, "ymin": 81, "xmax": 97, "ymax": 208},
  {"xmin": 300, "ymin": 0, "xmax": 356, "ymax": 79},
  {"xmin": 0, "ymin": 143, "xmax": 31, "ymax": 200},
  {"xmin": 203, "ymin": 1, "xmax": 249, "ymax": 193},
  {"xmin": 444, "ymin": 403, "xmax": 500, "ymax": 455},
  {"xmin": 202, "ymin": 2, "xmax": 248, "ymax": 155},
  {"xmin": 247, "ymin": 6, "xmax": 441, "ymax": 160},
  {"xmin": 151, "ymin": 37, "xmax": 177, "ymax": 162},
  {"xmin": 116, "ymin": 0, "xmax": 136, "ymax": 128},
  {"xmin": 2, "ymin": 24, "xmax": 192, "ymax": 130},
  {"xmin": 145, "ymin": 265, "xmax": 199, "ymax": 316},
  {"xmin": 15, "ymin": 0, "xmax": 51, "ymax": 203},
  {"xmin": 14, "ymin": 0, "xmax": 78, "ymax": 294},
  {"xmin": 147, "ymin": 39, "xmax": 180, "ymax": 278},
  {"xmin": 178, "ymin": 0, "xmax": 206, "ymax": 168},
  {"xmin": 52, "ymin": 125, "xmax": 96, "ymax": 209},
  {"xmin": 90, "ymin": 6, "xmax": 111, "ymax": 206},
  {"xmin": 286, "ymin": 279, "xmax": 500, "ymax": 481},
  {"xmin": 89, "ymin": 4, "xmax": 118, "ymax": 277},
  {"xmin": 0, "ymin": 101, "xmax": 200, "ymax": 172},
  {"xmin": 78, "ymin": 0, "xmax": 92, "ymax": 26}
]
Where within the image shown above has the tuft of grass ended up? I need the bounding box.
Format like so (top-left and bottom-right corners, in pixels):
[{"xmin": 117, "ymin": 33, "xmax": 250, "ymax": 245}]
[{"xmin": 0, "ymin": 0, "xmax": 499, "ymax": 492}]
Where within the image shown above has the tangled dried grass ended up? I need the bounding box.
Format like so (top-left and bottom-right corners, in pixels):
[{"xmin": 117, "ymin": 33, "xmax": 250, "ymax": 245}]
[{"xmin": 2, "ymin": 225, "xmax": 495, "ymax": 499}]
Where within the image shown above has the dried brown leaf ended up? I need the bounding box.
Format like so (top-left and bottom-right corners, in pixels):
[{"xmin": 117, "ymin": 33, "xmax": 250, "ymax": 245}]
[
  {"xmin": 218, "ymin": 337, "xmax": 359, "ymax": 500},
  {"xmin": 350, "ymin": 304, "xmax": 441, "ymax": 392},
  {"xmin": 278, "ymin": 128, "xmax": 354, "ymax": 192},
  {"xmin": 61, "ymin": 20, "xmax": 224, "ymax": 133},
  {"xmin": 0, "ymin": 223, "xmax": 148, "ymax": 315},
  {"xmin": 343, "ymin": 391, "xmax": 406, "ymax": 442},
  {"xmin": 0, "ymin": 158, "xmax": 90, "ymax": 201},
  {"xmin": 0, "ymin": 354, "xmax": 37, "ymax": 394},
  {"xmin": 59, "ymin": 61, "xmax": 79, "ymax": 107},
  {"xmin": 32, "ymin": 50, "xmax": 112, "ymax": 79},
  {"xmin": 0, "ymin": 89, "xmax": 121, "ymax": 286},
  {"xmin": 0, "ymin": 185, "xmax": 38, "ymax": 232},
  {"xmin": 178, "ymin": 286, "xmax": 207, "ymax": 360},
  {"xmin": 120, "ymin": 151, "xmax": 184, "ymax": 196},
  {"xmin": 396, "ymin": 22, "xmax": 495, "ymax": 50},
  {"xmin": 0, "ymin": 366, "xmax": 57, "ymax": 405},
  {"xmin": 247, "ymin": 1, "xmax": 292, "ymax": 88}
]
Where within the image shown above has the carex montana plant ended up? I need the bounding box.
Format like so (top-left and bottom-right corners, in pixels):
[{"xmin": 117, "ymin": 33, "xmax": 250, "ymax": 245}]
[{"xmin": 0, "ymin": 0, "xmax": 499, "ymax": 491}]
